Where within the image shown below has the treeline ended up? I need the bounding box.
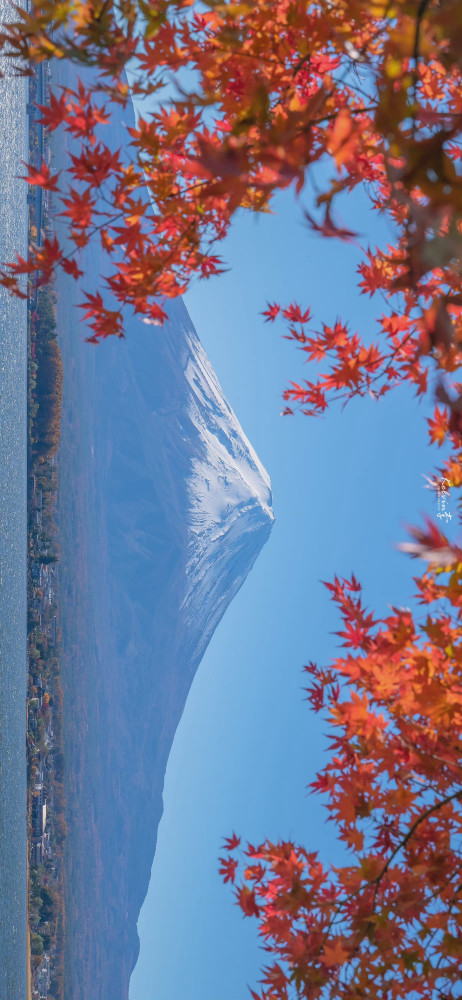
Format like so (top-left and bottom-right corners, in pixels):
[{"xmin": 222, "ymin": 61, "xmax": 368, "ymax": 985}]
[
  {"xmin": 49, "ymin": 913, "xmax": 65, "ymax": 1000},
  {"xmin": 33, "ymin": 288, "xmax": 63, "ymax": 458},
  {"xmin": 27, "ymin": 422, "xmax": 66, "ymax": 999},
  {"xmin": 30, "ymin": 877, "xmax": 61, "ymax": 962},
  {"xmin": 51, "ymin": 669, "xmax": 68, "ymax": 848}
]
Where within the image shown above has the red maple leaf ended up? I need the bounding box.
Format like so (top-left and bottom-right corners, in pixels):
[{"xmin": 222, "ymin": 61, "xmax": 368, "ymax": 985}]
[
  {"xmin": 262, "ymin": 303, "xmax": 280, "ymax": 322},
  {"xmin": 21, "ymin": 160, "xmax": 60, "ymax": 191},
  {"xmin": 222, "ymin": 832, "xmax": 241, "ymax": 851}
]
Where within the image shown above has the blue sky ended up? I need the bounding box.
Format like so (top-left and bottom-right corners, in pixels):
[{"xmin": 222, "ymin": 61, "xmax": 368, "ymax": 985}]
[{"xmin": 129, "ymin": 182, "xmax": 452, "ymax": 1000}]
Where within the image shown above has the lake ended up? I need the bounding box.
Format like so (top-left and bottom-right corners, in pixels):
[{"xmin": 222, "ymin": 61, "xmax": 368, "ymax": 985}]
[{"xmin": 0, "ymin": 1, "xmax": 28, "ymax": 995}]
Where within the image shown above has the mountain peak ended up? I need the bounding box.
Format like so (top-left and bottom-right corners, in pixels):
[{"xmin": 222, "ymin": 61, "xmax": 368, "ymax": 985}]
[
  {"xmin": 185, "ymin": 331, "xmax": 274, "ymax": 527},
  {"xmin": 181, "ymin": 323, "xmax": 274, "ymax": 661}
]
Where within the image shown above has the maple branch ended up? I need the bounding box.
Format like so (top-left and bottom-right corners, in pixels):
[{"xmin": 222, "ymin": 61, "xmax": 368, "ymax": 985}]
[
  {"xmin": 413, "ymin": 0, "xmax": 431, "ymax": 79},
  {"xmin": 374, "ymin": 786, "xmax": 462, "ymax": 888},
  {"xmin": 310, "ymin": 105, "xmax": 377, "ymax": 127},
  {"xmin": 94, "ymin": 0, "xmax": 112, "ymax": 23}
]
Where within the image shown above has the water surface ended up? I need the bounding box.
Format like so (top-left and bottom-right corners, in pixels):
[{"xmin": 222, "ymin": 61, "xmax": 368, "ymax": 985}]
[{"xmin": 0, "ymin": 4, "xmax": 28, "ymax": 995}]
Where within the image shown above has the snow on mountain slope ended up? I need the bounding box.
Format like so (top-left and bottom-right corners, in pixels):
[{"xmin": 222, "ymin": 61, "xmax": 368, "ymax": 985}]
[
  {"xmin": 182, "ymin": 328, "xmax": 274, "ymax": 658},
  {"xmin": 185, "ymin": 334, "xmax": 273, "ymax": 524}
]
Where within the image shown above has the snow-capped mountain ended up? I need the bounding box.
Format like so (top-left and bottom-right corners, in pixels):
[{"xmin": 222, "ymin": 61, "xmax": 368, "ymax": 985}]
[
  {"xmin": 49, "ymin": 54, "xmax": 274, "ymax": 998},
  {"xmin": 57, "ymin": 277, "xmax": 274, "ymax": 1000}
]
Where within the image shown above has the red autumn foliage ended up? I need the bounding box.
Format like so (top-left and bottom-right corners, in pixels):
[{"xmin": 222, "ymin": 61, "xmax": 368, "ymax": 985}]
[
  {"xmin": 1, "ymin": 0, "xmax": 461, "ymax": 353},
  {"xmin": 222, "ymin": 565, "xmax": 462, "ymax": 999}
]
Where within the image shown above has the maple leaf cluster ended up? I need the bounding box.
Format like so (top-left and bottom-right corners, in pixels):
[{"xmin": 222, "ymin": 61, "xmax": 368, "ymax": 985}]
[
  {"xmin": 0, "ymin": 0, "xmax": 461, "ymax": 351},
  {"xmin": 222, "ymin": 569, "xmax": 462, "ymax": 1000}
]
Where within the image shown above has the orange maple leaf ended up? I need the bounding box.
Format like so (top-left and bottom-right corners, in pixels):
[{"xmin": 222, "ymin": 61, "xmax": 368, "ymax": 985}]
[{"xmin": 322, "ymin": 938, "xmax": 350, "ymax": 967}]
